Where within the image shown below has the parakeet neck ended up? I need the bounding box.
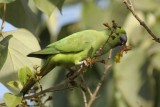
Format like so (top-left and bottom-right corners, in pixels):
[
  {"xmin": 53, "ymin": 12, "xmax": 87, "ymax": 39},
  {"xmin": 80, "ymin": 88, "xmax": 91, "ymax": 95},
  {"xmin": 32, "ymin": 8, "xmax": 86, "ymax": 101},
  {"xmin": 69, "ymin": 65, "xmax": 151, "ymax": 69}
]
[
  {"xmin": 102, "ymin": 28, "xmax": 110, "ymax": 37},
  {"xmin": 100, "ymin": 29, "xmax": 113, "ymax": 55}
]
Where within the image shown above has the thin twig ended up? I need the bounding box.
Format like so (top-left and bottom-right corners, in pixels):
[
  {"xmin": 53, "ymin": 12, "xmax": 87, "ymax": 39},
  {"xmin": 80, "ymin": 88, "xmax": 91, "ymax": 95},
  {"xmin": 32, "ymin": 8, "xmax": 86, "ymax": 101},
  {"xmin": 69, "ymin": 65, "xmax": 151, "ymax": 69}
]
[
  {"xmin": 24, "ymin": 86, "xmax": 73, "ymax": 99},
  {"xmin": 123, "ymin": 0, "xmax": 160, "ymax": 43},
  {"xmin": 81, "ymin": 88, "xmax": 88, "ymax": 107},
  {"xmin": 87, "ymin": 50, "xmax": 112, "ymax": 107},
  {"xmin": 24, "ymin": 66, "xmax": 85, "ymax": 99},
  {"xmin": 80, "ymin": 74, "xmax": 93, "ymax": 96},
  {"xmin": 87, "ymin": 65, "xmax": 112, "ymax": 107},
  {"xmin": 76, "ymin": 50, "xmax": 113, "ymax": 107}
]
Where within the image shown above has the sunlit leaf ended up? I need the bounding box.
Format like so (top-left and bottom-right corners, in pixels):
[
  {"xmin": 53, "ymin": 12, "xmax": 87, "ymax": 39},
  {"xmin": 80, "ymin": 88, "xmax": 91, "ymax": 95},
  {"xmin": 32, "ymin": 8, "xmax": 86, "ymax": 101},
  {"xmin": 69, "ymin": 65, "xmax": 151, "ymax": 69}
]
[
  {"xmin": 7, "ymin": 81, "xmax": 22, "ymax": 93},
  {"xmin": 0, "ymin": 35, "xmax": 12, "ymax": 70},
  {"xmin": 4, "ymin": 93, "xmax": 23, "ymax": 107},
  {"xmin": 18, "ymin": 66, "xmax": 33, "ymax": 86}
]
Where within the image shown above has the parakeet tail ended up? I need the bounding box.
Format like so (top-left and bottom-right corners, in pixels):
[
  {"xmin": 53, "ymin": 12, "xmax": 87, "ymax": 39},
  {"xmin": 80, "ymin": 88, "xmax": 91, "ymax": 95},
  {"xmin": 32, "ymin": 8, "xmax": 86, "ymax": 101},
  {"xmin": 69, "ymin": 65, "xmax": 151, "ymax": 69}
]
[
  {"xmin": 21, "ymin": 60, "xmax": 56, "ymax": 95},
  {"xmin": 27, "ymin": 53, "xmax": 48, "ymax": 59},
  {"xmin": 38, "ymin": 60, "xmax": 56, "ymax": 77}
]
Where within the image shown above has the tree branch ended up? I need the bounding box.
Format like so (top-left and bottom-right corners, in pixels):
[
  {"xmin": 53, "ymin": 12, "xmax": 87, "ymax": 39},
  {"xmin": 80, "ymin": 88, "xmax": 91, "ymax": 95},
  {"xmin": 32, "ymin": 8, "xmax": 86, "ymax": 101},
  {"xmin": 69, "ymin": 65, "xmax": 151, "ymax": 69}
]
[
  {"xmin": 88, "ymin": 65, "xmax": 112, "ymax": 107},
  {"xmin": 123, "ymin": 0, "xmax": 160, "ymax": 43},
  {"xmin": 81, "ymin": 88, "xmax": 88, "ymax": 107},
  {"xmin": 24, "ymin": 66, "xmax": 85, "ymax": 99},
  {"xmin": 87, "ymin": 50, "xmax": 112, "ymax": 107},
  {"xmin": 80, "ymin": 74, "xmax": 93, "ymax": 97}
]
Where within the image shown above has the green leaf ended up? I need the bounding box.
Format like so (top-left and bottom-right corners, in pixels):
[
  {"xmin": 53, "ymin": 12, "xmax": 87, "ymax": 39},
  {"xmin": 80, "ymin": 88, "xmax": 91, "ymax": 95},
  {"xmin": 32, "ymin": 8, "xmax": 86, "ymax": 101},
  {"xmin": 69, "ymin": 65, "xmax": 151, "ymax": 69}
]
[
  {"xmin": 0, "ymin": 0, "xmax": 41, "ymax": 34},
  {"xmin": 0, "ymin": 0, "xmax": 16, "ymax": 3},
  {"xmin": 52, "ymin": 0, "xmax": 65, "ymax": 12},
  {"xmin": 18, "ymin": 66, "xmax": 33, "ymax": 86},
  {"xmin": 4, "ymin": 93, "xmax": 23, "ymax": 107},
  {"xmin": 0, "ymin": 35, "xmax": 12, "ymax": 70},
  {"xmin": 0, "ymin": 29, "xmax": 41, "ymax": 93},
  {"xmin": 7, "ymin": 81, "xmax": 22, "ymax": 93},
  {"xmin": 32, "ymin": 0, "xmax": 65, "ymax": 16}
]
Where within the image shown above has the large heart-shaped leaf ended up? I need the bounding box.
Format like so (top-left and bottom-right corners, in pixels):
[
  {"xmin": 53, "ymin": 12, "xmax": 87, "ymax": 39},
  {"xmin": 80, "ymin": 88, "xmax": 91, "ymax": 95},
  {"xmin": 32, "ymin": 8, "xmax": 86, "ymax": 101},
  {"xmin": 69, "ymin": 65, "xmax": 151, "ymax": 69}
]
[{"xmin": 0, "ymin": 29, "xmax": 41, "ymax": 92}]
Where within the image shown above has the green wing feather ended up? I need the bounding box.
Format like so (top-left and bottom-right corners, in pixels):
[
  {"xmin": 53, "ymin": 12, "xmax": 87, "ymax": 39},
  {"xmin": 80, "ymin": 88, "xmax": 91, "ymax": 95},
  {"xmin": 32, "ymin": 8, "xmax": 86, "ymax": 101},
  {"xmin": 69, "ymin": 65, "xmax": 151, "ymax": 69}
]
[{"xmin": 28, "ymin": 30, "xmax": 107, "ymax": 58}]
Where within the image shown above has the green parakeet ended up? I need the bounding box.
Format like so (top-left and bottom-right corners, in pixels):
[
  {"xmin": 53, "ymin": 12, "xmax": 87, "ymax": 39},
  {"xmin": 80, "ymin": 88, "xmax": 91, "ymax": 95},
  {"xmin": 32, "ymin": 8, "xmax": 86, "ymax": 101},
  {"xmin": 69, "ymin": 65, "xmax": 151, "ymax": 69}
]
[{"xmin": 21, "ymin": 27, "xmax": 127, "ymax": 94}]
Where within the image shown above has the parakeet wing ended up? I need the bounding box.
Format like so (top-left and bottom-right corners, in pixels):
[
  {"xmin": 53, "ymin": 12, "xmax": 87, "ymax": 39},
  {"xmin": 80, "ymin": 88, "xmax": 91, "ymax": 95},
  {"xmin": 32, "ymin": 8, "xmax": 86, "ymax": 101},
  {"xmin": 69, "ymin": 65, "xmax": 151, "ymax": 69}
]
[
  {"xmin": 28, "ymin": 30, "xmax": 103, "ymax": 58},
  {"xmin": 47, "ymin": 30, "xmax": 100, "ymax": 53}
]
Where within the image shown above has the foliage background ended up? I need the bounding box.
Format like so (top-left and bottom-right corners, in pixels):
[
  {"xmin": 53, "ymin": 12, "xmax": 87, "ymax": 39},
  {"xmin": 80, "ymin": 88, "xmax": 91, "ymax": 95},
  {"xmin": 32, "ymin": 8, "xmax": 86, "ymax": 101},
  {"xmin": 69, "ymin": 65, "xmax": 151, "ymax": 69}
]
[{"xmin": 0, "ymin": 0, "xmax": 160, "ymax": 107}]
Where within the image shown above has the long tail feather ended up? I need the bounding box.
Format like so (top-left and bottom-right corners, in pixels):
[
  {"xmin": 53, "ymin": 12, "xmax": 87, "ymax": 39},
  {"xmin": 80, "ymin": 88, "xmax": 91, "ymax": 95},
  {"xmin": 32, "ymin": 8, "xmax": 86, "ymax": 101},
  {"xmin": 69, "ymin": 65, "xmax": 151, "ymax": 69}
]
[{"xmin": 21, "ymin": 59, "xmax": 56, "ymax": 95}]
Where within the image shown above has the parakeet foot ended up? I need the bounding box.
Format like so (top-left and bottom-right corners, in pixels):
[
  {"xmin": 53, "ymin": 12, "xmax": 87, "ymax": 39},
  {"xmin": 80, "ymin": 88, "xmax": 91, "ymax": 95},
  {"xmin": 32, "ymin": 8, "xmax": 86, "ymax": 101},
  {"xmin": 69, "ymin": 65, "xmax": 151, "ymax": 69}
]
[
  {"xmin": 78, "ymin": 60, "xmax": 88, "ymax": 67},
  {"xmin": 77, "ymin": 57, "xmax": 97, "ymax": 68}
]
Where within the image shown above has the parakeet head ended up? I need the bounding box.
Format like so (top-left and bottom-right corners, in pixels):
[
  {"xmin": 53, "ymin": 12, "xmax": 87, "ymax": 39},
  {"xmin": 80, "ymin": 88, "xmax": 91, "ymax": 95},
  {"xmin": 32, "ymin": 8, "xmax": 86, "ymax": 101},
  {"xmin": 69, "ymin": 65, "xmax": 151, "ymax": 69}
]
[{"xmin": 114, "ymin": 28, "xmax": 127, "ymax": 47}]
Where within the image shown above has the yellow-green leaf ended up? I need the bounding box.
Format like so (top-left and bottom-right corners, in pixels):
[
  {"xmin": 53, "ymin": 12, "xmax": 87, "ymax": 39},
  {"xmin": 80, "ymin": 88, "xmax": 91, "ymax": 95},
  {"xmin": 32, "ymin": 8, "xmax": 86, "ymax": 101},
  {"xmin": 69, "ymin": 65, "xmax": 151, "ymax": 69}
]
[
  {"xmin": 18, "ymin": 66, "xmax": 33, "ymax": 86},
  {"xmin": 7, "ymin": 81, "xmax": 22, "ymax": 93},
  {"xmin": 4, "ymin": 93, "xmax": 23, "ymax": 107}
]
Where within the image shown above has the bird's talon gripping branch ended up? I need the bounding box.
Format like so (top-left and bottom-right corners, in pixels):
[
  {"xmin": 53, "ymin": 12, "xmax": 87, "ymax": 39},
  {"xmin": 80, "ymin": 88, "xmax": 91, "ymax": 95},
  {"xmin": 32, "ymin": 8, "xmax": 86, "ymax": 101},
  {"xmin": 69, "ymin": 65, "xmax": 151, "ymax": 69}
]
[
  {"xmin": 85, "ymin": 57, "xmax": 97, "ymax": 67},
  {"xmin": 79, "ymin": 57, "xmax": 97, "ymax": 68},
  {"xmin": 78, "ymin": 60, "xmax": 88, "ymax": 68}
]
